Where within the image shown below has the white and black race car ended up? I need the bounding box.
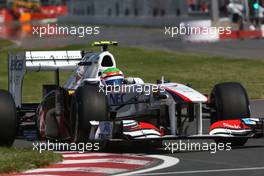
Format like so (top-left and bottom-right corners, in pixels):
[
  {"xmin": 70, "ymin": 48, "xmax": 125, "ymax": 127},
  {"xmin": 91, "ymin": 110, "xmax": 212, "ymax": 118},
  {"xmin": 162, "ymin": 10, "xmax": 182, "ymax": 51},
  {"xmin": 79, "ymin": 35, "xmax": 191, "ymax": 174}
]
[{"xmin": 0, "ymin": 41, "xmax": 263, "ymax": 147}]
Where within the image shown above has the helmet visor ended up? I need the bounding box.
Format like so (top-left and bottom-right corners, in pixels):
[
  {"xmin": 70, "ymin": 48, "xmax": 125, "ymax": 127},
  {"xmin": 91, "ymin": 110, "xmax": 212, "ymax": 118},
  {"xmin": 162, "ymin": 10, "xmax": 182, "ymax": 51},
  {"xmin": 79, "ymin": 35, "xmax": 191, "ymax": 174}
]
[{"xmin": 104, "ymin": 78, "xmax": 124, "ymax": 86}]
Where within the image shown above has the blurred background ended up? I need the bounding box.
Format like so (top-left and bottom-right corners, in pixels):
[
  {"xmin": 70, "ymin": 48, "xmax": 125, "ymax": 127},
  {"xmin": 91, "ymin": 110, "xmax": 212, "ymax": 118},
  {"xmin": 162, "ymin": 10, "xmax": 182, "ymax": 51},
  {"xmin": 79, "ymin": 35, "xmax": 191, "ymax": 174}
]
[
  {"xmin": 0, "ymin": 0, "xmax": 264, "ymax": 42},
  {"xmin": 0, "ymin": 0, "xmax": 263, "ymax": 58},
  {"xmin": 1, "ymin": 0, "xmax": 264, "ymax": 100},
  {"xmin": 0, "ymin": 0, "xmax": 263, "ymax": 50}
]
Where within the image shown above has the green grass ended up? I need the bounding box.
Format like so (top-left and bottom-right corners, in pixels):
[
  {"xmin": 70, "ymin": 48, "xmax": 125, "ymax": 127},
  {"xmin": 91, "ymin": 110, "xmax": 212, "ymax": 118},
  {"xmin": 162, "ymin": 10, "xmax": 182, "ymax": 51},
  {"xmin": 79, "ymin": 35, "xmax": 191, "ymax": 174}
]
[
  {"xmin": 1, "ymin": 40, "xmax": 264, "ymax": 102},
  {"xmin": 0, "ymin": 39, "xmax": 14, "ymax": 49},
  {"xmin": 0, "ymin": 147, "xmax": 62, "ymax": 174},
  {"xmin": 112, "ymin": 47, "xmax": 264, "ymax": 99}
]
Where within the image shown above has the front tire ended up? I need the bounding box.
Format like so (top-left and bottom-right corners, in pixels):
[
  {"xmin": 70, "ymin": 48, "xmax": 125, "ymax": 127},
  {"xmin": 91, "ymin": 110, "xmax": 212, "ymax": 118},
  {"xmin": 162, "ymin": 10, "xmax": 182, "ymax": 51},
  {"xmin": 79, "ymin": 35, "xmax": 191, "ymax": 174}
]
[
  {"xmin": 72, "ymin": 85, "xmax": 109, "ymax": 142},
  {"xmin": 210, "ymin": 82, "xmax": 250, "ymax": 146},
  {"xmin": 0, "ymin": 90, "xmax": 17, "ymax": 147}
]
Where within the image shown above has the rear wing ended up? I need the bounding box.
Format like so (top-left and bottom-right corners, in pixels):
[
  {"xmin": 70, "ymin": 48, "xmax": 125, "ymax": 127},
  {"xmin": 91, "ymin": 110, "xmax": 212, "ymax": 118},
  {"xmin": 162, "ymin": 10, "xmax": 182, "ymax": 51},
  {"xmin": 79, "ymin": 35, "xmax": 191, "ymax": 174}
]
[
  {"xmin": 8, "ymin": 51, "xmax": 84, "ymax": 107},
  {"xmin": 25, "ymin": 51, "xmax": 83, "ymax": 71}
]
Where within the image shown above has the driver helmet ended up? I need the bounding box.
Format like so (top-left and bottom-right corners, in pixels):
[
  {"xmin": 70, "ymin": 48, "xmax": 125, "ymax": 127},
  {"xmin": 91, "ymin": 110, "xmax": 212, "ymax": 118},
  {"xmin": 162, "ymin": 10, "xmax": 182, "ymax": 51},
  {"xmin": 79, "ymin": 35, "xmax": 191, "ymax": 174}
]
[{"xmin": 101, "ymin": 67, "xmax": 124, "ymax": 86}]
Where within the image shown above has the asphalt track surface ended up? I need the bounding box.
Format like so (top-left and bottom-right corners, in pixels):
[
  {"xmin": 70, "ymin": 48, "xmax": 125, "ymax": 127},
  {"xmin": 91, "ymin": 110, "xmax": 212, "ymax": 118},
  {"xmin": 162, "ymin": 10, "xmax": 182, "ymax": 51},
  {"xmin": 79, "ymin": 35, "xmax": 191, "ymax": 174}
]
[
  {"xmin": 15, "ymin": 26, "xmax": 264, "ymax": 59},
  {"xmin": 13, "ymin": 100, "xmax": 264, "ymax": 176},
  {"xmin": 10, "ymin": 26, "xmax": 264, "ymax": 175}
]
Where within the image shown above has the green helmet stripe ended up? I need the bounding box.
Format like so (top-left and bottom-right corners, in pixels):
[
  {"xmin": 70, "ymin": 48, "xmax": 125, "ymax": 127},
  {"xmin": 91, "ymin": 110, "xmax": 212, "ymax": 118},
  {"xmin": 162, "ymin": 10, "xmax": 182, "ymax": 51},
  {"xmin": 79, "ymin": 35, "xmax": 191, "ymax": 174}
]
[{"xmin": 103, "ymin": 68, "xmax": 121, "ymax": 73}]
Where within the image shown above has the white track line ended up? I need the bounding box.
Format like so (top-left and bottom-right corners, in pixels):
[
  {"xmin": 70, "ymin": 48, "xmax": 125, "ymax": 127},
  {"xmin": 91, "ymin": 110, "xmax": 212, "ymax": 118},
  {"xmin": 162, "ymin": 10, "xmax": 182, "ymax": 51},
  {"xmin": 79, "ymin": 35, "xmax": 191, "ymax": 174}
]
[
  {"xmin": 24, "ymin": 167, "xmax": 127, "ymax": 174},
  {"xmin": 62, "ymin": 153, "xmax": 146, "ymax": 158},
  {"xmin": 134, "ymin": 166, "xmax": 264, "ymax": 175},
  {"xmin": 62, "ymin": 153, "xmax": 113, "ymax": 157},
  {"xmin": 61, "ymin": 158, "xmax": 150, "ymax": 165},
  {"xmin": 114, "ymin": 155, "xmax": 180, "ymax": 176}
]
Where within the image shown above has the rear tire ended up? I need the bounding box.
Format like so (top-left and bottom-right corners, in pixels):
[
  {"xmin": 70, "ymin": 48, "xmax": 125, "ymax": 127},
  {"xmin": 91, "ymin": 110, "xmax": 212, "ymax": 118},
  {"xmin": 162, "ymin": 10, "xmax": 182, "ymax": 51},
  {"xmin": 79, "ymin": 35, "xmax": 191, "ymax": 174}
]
[
  {"xmin": 210, "ymin": 82, "xmax": 250, "ymax": 146},
  {"xmin": 0, "ymin": 90, "xmax": 17, "ymax": 147},
  {"xmin": 72, "ymin": 85, "xmax": 109, "ymax": 142}
]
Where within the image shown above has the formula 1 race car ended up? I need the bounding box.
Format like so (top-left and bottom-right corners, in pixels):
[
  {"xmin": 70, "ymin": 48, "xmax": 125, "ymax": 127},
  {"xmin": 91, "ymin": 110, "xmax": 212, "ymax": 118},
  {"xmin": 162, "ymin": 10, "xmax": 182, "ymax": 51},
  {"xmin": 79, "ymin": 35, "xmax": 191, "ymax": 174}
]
[{"xmin": 0, "ymin": 41, "xmax": 263, "ymax": 148}]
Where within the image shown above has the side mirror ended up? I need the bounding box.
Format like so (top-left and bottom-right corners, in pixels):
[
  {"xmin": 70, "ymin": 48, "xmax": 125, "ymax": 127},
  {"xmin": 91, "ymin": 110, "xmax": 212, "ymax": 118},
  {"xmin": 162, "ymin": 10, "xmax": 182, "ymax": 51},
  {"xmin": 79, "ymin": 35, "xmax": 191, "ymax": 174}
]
[
  {"xmin": 83, "ymin": 78, "xmax": 101, "ymax": 86},
  {"xmin": 157, "ymin": 79, "xmax": 170, "ymax": 84}
]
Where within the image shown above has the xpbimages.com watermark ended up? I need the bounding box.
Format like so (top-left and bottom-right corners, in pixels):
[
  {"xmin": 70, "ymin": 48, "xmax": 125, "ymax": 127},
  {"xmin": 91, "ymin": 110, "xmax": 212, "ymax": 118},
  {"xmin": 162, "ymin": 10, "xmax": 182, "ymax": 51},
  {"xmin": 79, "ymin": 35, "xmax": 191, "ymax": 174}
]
[
  {"xmin": 32, "ymin": 140, "xmax": 100, "ymax": 153},
  {"xmin": 164, "ymin": 140, "xmax": 232, "ymax": 154},
  {"xmin": 32, "ymin": 24, "xmax": 100, "ymax": 38},
  {"xmin": 165, "ymin": 23, "xmax": 231, "ymax": 38},
  {"xmin": 98, "ymin": 84, "xmax": 166, "ymax": 95}
]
